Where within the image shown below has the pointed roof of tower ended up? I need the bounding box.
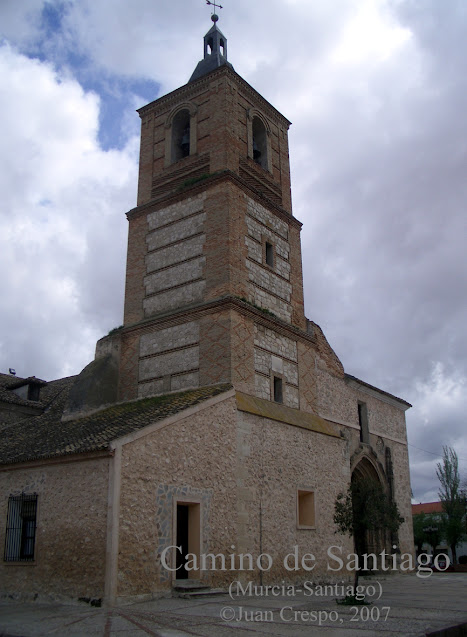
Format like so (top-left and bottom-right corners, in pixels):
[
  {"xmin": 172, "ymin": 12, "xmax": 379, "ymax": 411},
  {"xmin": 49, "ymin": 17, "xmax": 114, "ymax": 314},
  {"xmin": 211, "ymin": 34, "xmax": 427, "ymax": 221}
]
[{"xmin": 189, "ymin": 14, "xmax": 234, "ymax": 83}]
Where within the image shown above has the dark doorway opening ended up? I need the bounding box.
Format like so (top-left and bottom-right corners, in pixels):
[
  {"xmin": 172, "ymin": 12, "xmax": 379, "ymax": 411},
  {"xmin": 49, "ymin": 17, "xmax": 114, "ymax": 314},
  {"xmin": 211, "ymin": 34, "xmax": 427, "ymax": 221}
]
[
  {"xmin": 176, "ymin": 504, "xmax": 189, "ymax": 579},
  {"xmin": 175, "ymin": 502, "xmax": 200, "ymax": 580}
]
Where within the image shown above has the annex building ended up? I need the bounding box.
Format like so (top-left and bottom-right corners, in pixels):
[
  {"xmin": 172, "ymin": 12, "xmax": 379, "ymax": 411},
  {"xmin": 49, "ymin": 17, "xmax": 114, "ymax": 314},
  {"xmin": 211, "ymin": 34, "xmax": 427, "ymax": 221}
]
[{"xmin": 0, "ymin": 17, "xmax": 414, "ymax": 604}]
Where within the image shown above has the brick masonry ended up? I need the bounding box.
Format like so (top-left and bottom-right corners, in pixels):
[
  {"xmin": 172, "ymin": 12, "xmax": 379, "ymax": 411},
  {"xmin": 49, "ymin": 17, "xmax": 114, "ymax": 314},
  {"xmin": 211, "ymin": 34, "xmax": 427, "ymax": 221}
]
[{"xmin": 120, "ymin": 64, "xmax": 308, "ymax": 401}]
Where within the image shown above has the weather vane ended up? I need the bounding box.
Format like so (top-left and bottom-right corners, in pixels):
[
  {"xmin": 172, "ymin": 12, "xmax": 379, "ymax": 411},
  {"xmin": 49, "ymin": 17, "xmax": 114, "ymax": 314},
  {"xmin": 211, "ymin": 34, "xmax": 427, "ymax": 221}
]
[{"xmin": 206, "ymin": 1, "xmax": 223, "ymax": 15}]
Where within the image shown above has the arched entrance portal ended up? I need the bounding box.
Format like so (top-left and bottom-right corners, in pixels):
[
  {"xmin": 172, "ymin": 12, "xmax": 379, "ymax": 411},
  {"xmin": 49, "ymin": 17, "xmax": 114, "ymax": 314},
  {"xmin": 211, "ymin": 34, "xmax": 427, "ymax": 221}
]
[{"xmin": 351, "ymin": 457, "xmax": 389, "ymax": 561}]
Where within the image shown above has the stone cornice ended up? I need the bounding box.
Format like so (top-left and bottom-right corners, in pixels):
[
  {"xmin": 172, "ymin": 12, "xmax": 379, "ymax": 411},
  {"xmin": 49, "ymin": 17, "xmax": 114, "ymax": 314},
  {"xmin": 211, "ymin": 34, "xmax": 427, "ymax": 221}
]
[
  {"xmin": 236, "ymin": 391, "xmax": 340, "ymax": 439},
  {"xmin": 127, "ymin": 169, "xmax": 302, "ymax": 230},
  {"xmin": 120, "ymin": 296, "xmax": 315, "ymax": 347},
  {"xmin": 345, "ymin": 374, "xmax": 412, "ymax": 411},
  {"xmin": 138, "ymin": 66, "xmax": 291, "ymax": 130},
  {"xmin": 0, "ymin": 449, "xmax": 112, "ymax": 471}
]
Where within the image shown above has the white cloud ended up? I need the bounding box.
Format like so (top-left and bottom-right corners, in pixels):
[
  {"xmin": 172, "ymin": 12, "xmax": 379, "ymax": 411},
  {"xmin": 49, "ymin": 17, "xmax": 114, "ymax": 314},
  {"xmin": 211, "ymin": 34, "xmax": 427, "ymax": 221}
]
[
  {"xmin": 0, "ymin": 43, "xmax": 137, "ymax": 380},
  {"xmin": 330, "ymin": 0, "xmax": 412, "ymax": 66}
]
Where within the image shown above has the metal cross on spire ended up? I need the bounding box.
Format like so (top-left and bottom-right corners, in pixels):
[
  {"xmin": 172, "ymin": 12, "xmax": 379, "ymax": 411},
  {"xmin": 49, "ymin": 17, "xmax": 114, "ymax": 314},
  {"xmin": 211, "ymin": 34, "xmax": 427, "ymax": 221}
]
[{"xmin": 206, "ymin": 0, "xmax": 223, "ymax": 15}]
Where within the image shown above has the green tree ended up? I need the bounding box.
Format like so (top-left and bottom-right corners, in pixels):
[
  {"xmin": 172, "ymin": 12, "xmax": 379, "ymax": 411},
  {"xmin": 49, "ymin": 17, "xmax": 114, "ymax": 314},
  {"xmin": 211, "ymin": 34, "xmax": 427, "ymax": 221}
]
[
  {"xmin": 436, "ymin": 446, "xmax": 466, "ymax": 564},
  {"xmin": 422, "ymin": 512, "xmax": 444, "ymax": 554},
  {"xmin": 412, "ymin": 512, "xmax": 427, "ymax": 554},
  {"xmin": 413, "ymin": 511, "xmax": 444, "ymax": 556},
  {"xmin": 462, "ymin": 478, "xmax": 467, "ymax": 535},
  {"xmin": 334, "ymin": 478, "xmax": 404, "ymax": 587}
]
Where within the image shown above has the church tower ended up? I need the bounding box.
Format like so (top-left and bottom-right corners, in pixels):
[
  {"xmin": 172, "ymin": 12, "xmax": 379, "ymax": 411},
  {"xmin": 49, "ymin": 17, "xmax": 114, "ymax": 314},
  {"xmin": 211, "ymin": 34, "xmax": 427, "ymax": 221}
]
[
  {"xmin": 118, "ymin": 14, "xmax": 320, "ymax": 410},
  {"xmin": 0, "ymin": 14, "xmax": 414, "ymax": 602}
]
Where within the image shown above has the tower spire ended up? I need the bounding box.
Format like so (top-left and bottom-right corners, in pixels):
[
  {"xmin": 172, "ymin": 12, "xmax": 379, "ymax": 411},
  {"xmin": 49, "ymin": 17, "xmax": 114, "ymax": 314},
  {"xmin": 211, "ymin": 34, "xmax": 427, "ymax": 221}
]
[{"xmin": 189, "ymin": 6, "xmax": 234, "ymax": 83}]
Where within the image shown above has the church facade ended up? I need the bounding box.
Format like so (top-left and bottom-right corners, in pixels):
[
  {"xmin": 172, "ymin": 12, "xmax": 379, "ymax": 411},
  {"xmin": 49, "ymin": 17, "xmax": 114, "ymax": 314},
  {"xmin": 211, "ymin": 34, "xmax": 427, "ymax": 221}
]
[{"xmin": 0, "ymin": 18, "xmax": 414, "ymax": 604}]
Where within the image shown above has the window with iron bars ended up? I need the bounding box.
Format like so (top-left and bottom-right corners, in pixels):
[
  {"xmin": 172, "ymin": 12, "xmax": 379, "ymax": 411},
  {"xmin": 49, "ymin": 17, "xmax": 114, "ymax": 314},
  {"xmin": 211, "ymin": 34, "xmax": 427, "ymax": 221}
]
[{"xmin": 4, "ymin": 493, "xmax": 38, "ymax": 562}]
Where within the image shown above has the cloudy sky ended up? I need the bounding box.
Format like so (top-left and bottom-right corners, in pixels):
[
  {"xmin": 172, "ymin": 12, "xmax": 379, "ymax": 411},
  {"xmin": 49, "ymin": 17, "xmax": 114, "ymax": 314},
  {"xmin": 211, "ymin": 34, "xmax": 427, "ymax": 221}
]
[{"xmin": 1, "ymin": 0, "xmax": 466, "ymax": 503}]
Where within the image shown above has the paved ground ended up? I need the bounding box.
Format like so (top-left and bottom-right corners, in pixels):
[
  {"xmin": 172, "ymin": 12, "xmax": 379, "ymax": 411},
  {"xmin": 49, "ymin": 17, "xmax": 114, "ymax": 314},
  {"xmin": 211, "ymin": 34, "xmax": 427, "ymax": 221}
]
[{"xmin": 1, "ymin": 574, "xmax": 467, "ymax": 636}]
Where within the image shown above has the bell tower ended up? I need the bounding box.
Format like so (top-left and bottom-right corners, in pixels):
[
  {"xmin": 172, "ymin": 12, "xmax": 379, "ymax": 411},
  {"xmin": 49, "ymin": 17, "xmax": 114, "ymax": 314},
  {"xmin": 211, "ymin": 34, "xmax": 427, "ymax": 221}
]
[{"xmin": 117, "ymin": 15, "xmax": 318, "ymax": 411}]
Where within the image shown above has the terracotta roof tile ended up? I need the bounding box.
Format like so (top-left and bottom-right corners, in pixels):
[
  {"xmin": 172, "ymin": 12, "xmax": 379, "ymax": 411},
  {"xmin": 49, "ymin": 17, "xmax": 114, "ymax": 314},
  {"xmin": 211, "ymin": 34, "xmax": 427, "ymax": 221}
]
[
  {"xmin": 0, "ymin": 382, "xmax": 232, "ymax": 466},
  {"xmin": 412, "ymin": 502, "xmax": 444, "ymax": 515}
]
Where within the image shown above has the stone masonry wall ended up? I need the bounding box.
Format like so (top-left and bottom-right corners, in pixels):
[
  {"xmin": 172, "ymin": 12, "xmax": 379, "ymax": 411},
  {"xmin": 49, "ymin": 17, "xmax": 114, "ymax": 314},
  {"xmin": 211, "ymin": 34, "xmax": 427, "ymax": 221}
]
[
  {"xmin": 235, "ymin": 409, "xmax": 353, "ymax": 584},
  {"xmin": 237, "ymin": 403, "xmax": 413, "ymax": 582},
  {"xmin": 138, "ymin": 321, "xmax": 200, "ymax": 397},
  {"xmin": 315, "ymin": 365, "xmax": 414, "ymax": 558},
  {"xmin": 115, "ymin": 393, "xmax": 361, "ymax": 600},
  {"xmin": 116, "ymin": 395, "xmax": 238, "ymax": 599},
  {"xmin": 316, "ymin": 367, "xmax": 409, "ymax": 442},
  {"xmin": 254, "ymin": 323, "xmax": 299, "ymax": 408},
  {"xmin": 297, "ymin": 340, "xmax": 319, "ymax": 416},
  {"xmin": 387, "ymin": 441, "xmax": 414, "ymax": 555},
  {"xmin": 0, "ymin": 457, "xmax": 109, "ymax": 600},
  {"xmin": 245, "ymin": 197, "xmax": 293, "ymax": 323},
  {"xmin": 144, "ymin": 194, "xmax": 207, "ymax": 317}
]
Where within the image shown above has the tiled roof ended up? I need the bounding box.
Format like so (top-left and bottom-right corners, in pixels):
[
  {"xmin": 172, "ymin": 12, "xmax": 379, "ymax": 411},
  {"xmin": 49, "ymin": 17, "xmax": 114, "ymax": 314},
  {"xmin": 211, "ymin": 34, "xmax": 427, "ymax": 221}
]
[
  {"xmin": 7, "ymin": 376, "xmax": 47, "ymax": 389},
  {"xmin": 412, "ymin": 501, "xmax": 444, "ymax": 515},
  {"xmin": 0, "ymin": 373, "xmax": 70, "ymax": 409},
  {"xmin": 0, "ymin": 373, "xmax": 31, "ymax": 407},
  {"xmin": 0, "ymin": 382, "xmax": 232, "ymax": 466},
  {"xmin": 0, "ymin": 373, "xmax": 23, "ymax": 388}
]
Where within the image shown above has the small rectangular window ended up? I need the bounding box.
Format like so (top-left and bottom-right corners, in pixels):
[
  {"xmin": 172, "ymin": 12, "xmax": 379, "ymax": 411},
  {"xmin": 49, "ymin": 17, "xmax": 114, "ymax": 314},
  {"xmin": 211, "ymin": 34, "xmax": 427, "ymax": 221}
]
[
  {"xmin": 265, "ymin": 242, "xmax": 274, "ymax": 267},
  {"xmin": 273, "ymin": 376, "xmax": 283, "ymax": 403},
  {"xmin": 4, "ymin": 494, "xmax": 38, "ymax": 562},
  {"xmin": 297, "ymin": 490, "xmax": 315, "ymax": 528}
]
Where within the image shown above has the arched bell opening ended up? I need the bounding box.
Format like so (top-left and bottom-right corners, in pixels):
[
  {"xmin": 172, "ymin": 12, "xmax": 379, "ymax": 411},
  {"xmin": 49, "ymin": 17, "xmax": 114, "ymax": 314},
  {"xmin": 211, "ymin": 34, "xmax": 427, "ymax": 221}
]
[
  {"xmin": 171, "ymin": 109, "xmax": 191, "ymax": 163},
  {"xmin": 252, "ymin": 116, "xmax": 268, "ymax": 169}
]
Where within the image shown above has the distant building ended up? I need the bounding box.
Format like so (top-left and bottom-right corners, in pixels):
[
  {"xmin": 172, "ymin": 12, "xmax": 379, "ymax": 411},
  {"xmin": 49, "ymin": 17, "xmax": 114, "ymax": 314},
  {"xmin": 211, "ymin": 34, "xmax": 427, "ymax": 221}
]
[
  {"xmin": 412, "ymin": 502, "xmax": 467, "ymax": 562},
  {"xmin": 1, "ymin": 17, "xmax": 414, "ymax": 604},
  {"xmin": 412, "ymin": 501, "xmax": 444, "ymax": 516}
]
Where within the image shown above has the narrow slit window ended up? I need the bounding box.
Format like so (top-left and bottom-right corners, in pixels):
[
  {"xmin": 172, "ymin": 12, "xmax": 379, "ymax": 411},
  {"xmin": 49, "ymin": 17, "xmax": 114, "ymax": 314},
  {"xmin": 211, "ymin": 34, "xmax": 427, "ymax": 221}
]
[
  {"xmin": 273, "ymin": 376, "xmax": 283, "ymax": 403},
  {"xmin": 265, "ymin": 241, "xmax": 274, "ymax": 267},
  {"xmin": 358, "ymin": 402, "xmax": 370, "ymax": 444}
]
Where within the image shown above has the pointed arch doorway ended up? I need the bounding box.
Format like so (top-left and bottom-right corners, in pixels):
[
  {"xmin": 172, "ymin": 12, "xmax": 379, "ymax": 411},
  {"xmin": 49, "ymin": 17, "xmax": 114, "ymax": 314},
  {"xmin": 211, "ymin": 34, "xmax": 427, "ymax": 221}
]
[{"xmin": 351, "ymin": 456, "xmax": 389, "ymax": 561}]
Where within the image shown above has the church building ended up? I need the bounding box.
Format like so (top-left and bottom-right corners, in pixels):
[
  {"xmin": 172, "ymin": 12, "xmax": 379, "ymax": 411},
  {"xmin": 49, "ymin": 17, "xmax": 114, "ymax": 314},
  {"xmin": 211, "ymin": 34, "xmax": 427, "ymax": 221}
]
[{"xmin": 0, "ymin": 16, "xmax": 414, "ymax": 604}]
